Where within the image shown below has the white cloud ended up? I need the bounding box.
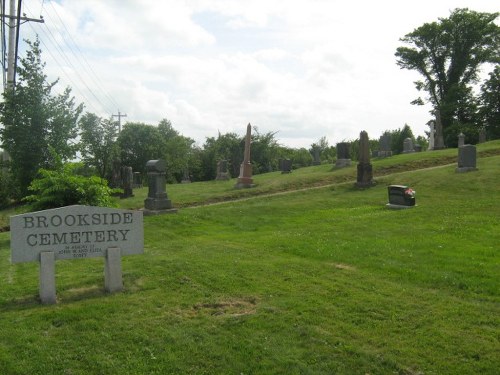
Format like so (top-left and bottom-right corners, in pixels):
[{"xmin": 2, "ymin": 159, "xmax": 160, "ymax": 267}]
[{"xmin": 16, "ymin": 0, "xmax": 499, "ymax": 148}]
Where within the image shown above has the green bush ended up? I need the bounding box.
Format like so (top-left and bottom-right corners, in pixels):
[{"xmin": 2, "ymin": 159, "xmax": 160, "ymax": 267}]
[{"xmin": 23, "ymin": 162, "xmax": 116, "ymax": 210}]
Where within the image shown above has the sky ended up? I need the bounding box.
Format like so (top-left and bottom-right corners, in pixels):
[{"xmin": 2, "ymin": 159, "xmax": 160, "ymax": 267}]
[{"xmin": 13, "ymin": 0, "xmax": 500, "ymax": 148}]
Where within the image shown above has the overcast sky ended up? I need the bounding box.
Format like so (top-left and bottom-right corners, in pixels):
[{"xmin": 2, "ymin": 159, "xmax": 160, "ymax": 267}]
[{"xmin": 16, "ymin": 0, "xmax": 499, "ymax": 148}]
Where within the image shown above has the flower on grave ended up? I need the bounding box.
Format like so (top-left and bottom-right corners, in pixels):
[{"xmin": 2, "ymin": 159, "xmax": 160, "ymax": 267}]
[{"xmin": 404, "ymin": 188, "xmax": 416, "ymax": 197}]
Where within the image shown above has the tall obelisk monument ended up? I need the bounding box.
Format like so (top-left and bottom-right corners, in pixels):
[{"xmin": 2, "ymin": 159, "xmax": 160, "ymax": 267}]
[{"xmin": 234, "ymin": 123, "xmax": 255, "ymax": 189}]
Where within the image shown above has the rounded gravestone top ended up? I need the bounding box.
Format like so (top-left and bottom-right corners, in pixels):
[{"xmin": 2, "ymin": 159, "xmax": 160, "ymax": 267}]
[{"xmin": 146, "ymin": 159, "xmax": 166, "ymax": 172}]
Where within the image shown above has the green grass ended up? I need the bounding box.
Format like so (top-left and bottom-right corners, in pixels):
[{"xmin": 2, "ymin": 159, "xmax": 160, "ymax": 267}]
[{"xmin": 0, "ymin": 143, "xmax": 499, "ymax": 374}]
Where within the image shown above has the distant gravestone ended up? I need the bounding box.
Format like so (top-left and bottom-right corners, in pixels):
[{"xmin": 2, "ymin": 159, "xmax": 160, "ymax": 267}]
[
  {"xmin": 133, "ymin": 172, "xmax": 142, "ymax": 188},
  {"xmin": 215, "ymin": 160, "xmax": 230, "ymax": 181},
  {"xmin": 335, "ymin": 142, "xmax": 351, "ymax": 168},
  {"xmin": 121, "ymin": 166, "xmax": 134, "ymax": 198},
  {"xmin": 378, "ymin": 133, "xmax": 392, "ymax": 157},
  {"xmin": 403, "ymin": 138, "xmax": 414, "ymax": 153},
  {"xmin": 414, "ymin": 144, "xmax": 422, "ymax": 152},
  {"xmin": 235, "ymin": 123, "xmax": 254, "ymax": 189},
  {"xmin": 478, "ymin": 128, "xmax": 486, "ymax": 143},
  {"xmin": 434, "ymin": 110, "xmax": 445, "ymax": 150},
  {"xmin": 456, "ymin": 145, "xmax": 478, "ymax": 173},
  {"xmin": 110, "ymin": 159, "xmax": 122, "ymax": 188},
  {"xmin": 279, "ymin": 159, "xmax": 292, "ymax": 174},
  {"xmin": 312, "ymin": 147, "xmax": 321, "ymax": 165},
  {"xmin": 427, "ymin": 120, "xmax": 436, "ymax": 150},
  {"xmin": 10, "ymin": 205, "xmax": 144, "ymax": 304},
  {"xmin": 144, "ymin": 160, "xmax": 177, "ymax": 215},
  {"xmin": 356, "ymin": 131, "xmax": 374, "ymax": 187},
  {"xmin": 386, "ymin": 185, "xmax": 416, "ymax": 209},
  {"xmin": 458, "ymin": 133, "xmax": 465, "ymax": 148},
  {"xmin": 181, "ymin": 169, "xmax": 191, "ymax": 184}
]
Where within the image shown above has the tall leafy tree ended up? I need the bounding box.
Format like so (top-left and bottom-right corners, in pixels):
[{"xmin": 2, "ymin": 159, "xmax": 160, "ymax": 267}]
[
  {"xmin": 0, "ymin": 38, "xmax": 83, "ymax": 196},
  {"xmin": 117, "ymin": 122, "xmax": 163, "ymax": 174},
  {"xmin": 78, "ymin": 113, "xmax": 119, "ymax": 179},
  {"xmin": 395, "ymin": 8, "xmax": 499, "ymax": 145},
  {"xmin": 479, "ymin": 66, "xmax": 500, "ymax": 140}
]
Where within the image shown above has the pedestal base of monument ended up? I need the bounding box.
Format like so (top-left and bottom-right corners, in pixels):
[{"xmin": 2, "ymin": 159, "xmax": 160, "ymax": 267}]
[
  {"xmin": 386, "ymin": 203, "xmax": 417, "ymax": 210},
  {"xmin": 355, "ymin": 163, "xmax": 374, "ymax": 188},
  {"xmin": 335, "ymin": 159, "xmax": 351, "ymax": 168},
  {"xmin": 455, "ymin": 167, "xmax": 478, "ymax": 173},
  {"xmin": 234, "ymin": 178, "xmax": 255, "ymax": 189},
  {"xmin": 143, "ymin": 198, "xmax": 178, "ymax": 215}
]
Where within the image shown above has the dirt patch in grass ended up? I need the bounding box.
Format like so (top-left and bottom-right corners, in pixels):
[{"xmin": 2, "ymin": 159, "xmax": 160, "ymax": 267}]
[{"xmin": 192, "ymin": 297, "xmax": 258, "ymax": 317}]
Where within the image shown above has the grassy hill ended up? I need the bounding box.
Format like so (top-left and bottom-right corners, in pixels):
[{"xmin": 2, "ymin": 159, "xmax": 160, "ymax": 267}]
[{"xmin": 0, "ymin": 142, "xmax": 499, "ymax": 374}]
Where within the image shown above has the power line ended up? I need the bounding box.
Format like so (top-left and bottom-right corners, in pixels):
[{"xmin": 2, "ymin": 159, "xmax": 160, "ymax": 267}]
[{"xmin": 45, "ymin": 0, "xmax": 120, "ymax": 112}]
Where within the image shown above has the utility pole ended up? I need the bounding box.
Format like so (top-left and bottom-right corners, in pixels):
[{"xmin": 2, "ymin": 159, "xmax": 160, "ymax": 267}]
[
  {"xmin": 113, "ymin": 111, "xmax": 127, "ymax": 133},
  {"xmin": 1, "ymin": 0, "xmax": 44, "ymax": 164}
]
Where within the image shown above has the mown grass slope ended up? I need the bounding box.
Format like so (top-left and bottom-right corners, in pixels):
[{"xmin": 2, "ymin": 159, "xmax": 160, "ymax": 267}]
[{"xmin": 0, "ymin": 142, "xmax": 499, "ymax": 374}]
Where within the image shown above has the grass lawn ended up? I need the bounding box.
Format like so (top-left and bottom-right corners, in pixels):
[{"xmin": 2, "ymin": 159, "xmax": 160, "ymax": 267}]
[{"xmin": 0, "ymin": 144, "xmax": 499, "ymax": 374}]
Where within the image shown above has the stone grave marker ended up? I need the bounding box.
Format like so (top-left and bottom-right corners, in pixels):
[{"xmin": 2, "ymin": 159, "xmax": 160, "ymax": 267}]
[
  {"xmin": 133, "ymin": 172, "xmax": 142, "ymax": 188},
  {"xmin": 355, "ymin": 131, "xmax": 374, "ymax": 187},
  {"xmin": 121, "ymin": 166, "xmax": 134, "ymax": 198},
  {"xmin": 181, "ymin": 169, "xmax": 191, "ymax": 184},
  {"xmin": 235, "ymin": 123, "xmax": 255, "ymax": 189},
  {"xmin": 335, "ymin": 142, "xmax": 351, "ymax": 168},
  {"xmin": 456, "ymin": 145, "xmax": 478, "ymax": 173},
  {"xmin": 378, "ymin": 133, "xmax": 392, "ymax": 157},
  {"xmin": 144, "ymin": 159, "xmax": 177, "ymax": 215},
  {"xmin": 458, "ymin": 133, "xmax": 465, "ymax": 148},
  {"xmin": 386, "ymin": 185, "xmax": 416, "ymax": 209},
  {"xmin": 10, "ymin": 205, "xmax": 144, "ymax": 304},
  {"xmin": 312, "ymin": 147, "xmax": 321, "ymax": 165},
  {"xmin": 427, "ymin": 120, "xmax": 435, "ymax": 150},
  {"xmin": 215, "ymin": 160, "xmax": 230, "ymax": 181},
  {"xmin": 478, "ymin": 128, "xmax": 486, "ymax": 143},
  {"xmin": 279, "ymin": 159, "xmax": 292, "ymax": 174},
  {"xmin": 403, "ymin": 138, "xmax": 414, "ymax": 153}
]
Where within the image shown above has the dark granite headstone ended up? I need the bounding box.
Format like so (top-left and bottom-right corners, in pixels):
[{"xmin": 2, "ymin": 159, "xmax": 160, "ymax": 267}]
[
  {"xmin": 144, "ymin": 159, "xmax": 177, "ymax": 214},
  {"xmin": 120, "ymin": 166, "xmax": 134, "ymax": 198},
  {"xmin": 133, "ymin": 172, "xmax": 142, "ymax": 188},
  {"xmin": 456, "ymin": 145, "xmax": 478, "ymax": 173},
  {"xmin": 312, "ymin": 147, "xmax": 321, "ymax": 165},
  {"xmin": 478, "ymin": 128, "xmax": 486, "ymax": 143},
  {"xmin": 403, "ymin": 138, "xmax": 414, "ymax": 153},
  {"xmin": 335, "ymin": 142, "xmax": 351, "ymax": 168},
  {"xmin": 387, "ymin": 185, "xmax": 416, "ymax": 208},
  {"xmin": 279, "ymin": 159, "xmax": 292, "ymax": 174}
]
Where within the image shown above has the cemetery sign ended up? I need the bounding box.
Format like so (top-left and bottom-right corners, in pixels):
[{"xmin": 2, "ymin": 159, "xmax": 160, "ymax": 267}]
[{"xmin": 11, "ymin": 205, "xmax": 143, "ymax": 263}]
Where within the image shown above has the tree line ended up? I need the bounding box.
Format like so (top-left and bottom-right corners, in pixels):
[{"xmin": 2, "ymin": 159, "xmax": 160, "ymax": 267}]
[{"xmin": 0, "ymin": 8, "xmax": 498, "ymax": 208}]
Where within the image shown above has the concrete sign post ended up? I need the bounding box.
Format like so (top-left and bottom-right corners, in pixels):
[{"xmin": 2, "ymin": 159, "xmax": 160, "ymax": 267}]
[{"xmin": 10, "ymin": 205, "xmax": 143, "ymax": 304}]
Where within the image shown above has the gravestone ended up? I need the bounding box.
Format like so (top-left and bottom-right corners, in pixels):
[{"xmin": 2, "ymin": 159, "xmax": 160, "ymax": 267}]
[
  {"xmin": 235, "ymin": 123, "xmax": 255, "ymax": 189},
  {"xmin": 458, "ymin": 133, "xmax": 465, "ymax": 148},
  {"xmin": 434, "ymin": 110, "xmax": 445, "ymax": 150},
  {"xmin": 456, "ymin": 145, "xmax": 478, "ymax": 173},
  {"xmin": 403, "ymin": 138, "xmax": 414, "ymax": 153},
  {"xmin": 312, "ymin": 147, "xmax": 321, "ymax": 165},
  {"xmin": 355, "ymin": 131, "xmax": 374, "ymax": 187},
  {"xmin": 427, "ymin": 120, "xmax": 435, "ymax": 150},
  {"xmin": 133, "ymin": 172, "xmax": 142, "ymax": 188},
  {"xmin": 335, "ymin": 142, "xmax": 351, "ymax": 168},
  {"xmin": 386, "ymin": 185, "xmax": 416, "ymax": 209},
  {"xmin": 279, "ymin": 159, "xmax": 292, "ymax": 174},
  {"xmin": 10, "ymin": 205, "xmax": 144, "ymax": 304},
  {"xmin": 144, "ymin": 159, "xmax": 177, "ymax": 215},
  {"xmin": 181, "ymin": 169, "xmax": 191, "ymax": 184},
  {"xmin": 121, "ymin": 166, "xmax": 134, "ymax": 198},
  {"xmin": 215, "ymin": 160, "xmax": 230, "ymax": 181},
  {"xmin": 378, "ymin": 133, "xmax": 392, "ymax": 157},
  {"xmin": 414, "ymin": 144, "xmax": 422, "ymax": 152},
  {"xmin": 110, "ymin": 159, "xmax": 122, "ymax": 188},
  {"xmin": 478, "ymin": 128, "xmax": 486, "ymax": 143}
]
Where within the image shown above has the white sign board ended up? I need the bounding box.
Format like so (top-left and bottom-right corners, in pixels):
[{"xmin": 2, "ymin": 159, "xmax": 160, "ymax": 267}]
[{"xmin": 11, "ymin": 205, "xmax": 143, "ymax": 263}]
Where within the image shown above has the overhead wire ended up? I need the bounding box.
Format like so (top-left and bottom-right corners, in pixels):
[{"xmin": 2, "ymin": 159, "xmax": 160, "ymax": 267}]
[
  {"xmin": 22, "ymin": 0, "xmax": 120, "ymax": 117},
  {"xmin": 44, "ymin": 0, "xmax": 120, "ymax": 112}
]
